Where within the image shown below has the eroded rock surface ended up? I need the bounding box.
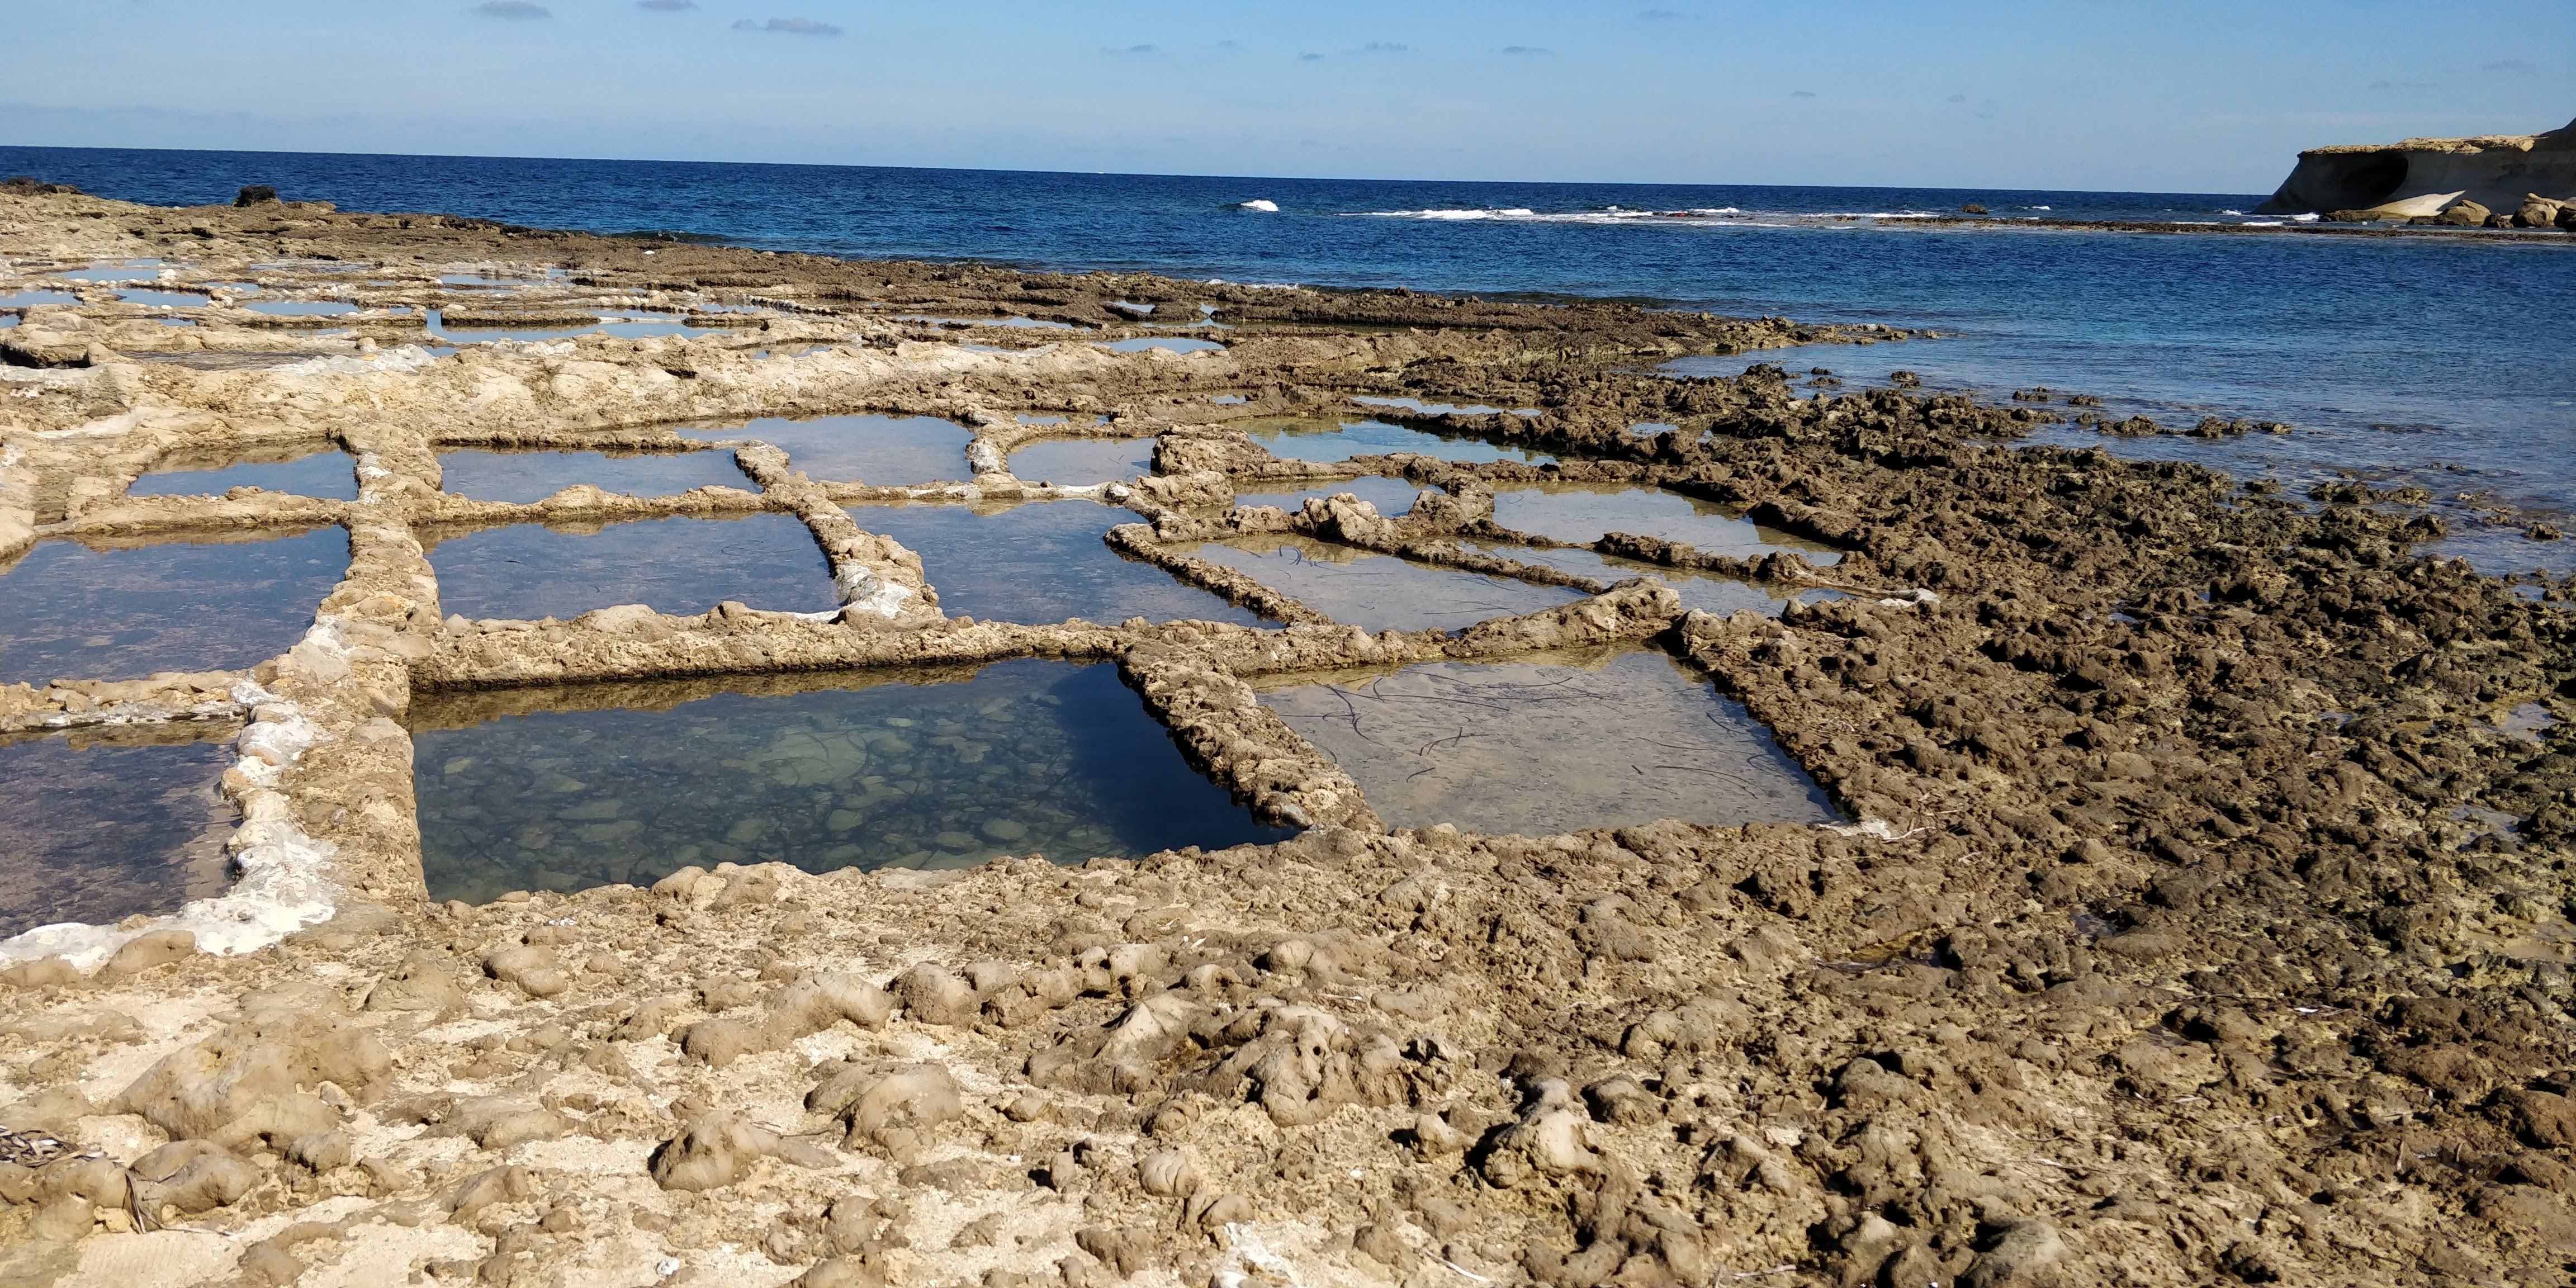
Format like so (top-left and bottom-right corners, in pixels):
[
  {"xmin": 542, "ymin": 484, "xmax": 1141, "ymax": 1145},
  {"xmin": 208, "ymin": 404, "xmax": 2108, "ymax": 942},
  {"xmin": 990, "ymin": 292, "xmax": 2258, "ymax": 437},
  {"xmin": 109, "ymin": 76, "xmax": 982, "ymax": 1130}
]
[{"xmin": 1, "ymin": 185, "xmax": 2572, "ymax": 1288}]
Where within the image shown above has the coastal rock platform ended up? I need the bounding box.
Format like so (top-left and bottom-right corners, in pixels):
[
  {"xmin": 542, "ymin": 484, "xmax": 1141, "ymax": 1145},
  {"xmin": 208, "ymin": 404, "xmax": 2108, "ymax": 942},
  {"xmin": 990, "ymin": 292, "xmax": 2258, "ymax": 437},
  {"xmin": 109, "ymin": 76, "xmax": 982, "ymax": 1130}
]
[{"xmin": 2, "ymin": 185, "xmax": 2573, "ymax": 1288}]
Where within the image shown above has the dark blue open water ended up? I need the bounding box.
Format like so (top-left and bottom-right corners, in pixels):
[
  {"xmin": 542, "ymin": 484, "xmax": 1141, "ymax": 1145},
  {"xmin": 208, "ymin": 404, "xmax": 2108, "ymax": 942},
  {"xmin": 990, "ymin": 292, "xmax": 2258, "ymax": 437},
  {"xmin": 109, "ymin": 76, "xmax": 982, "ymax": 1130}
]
[{"xmin": 7, "ymin": 145, "xmax": 2569, "ymax": 572}]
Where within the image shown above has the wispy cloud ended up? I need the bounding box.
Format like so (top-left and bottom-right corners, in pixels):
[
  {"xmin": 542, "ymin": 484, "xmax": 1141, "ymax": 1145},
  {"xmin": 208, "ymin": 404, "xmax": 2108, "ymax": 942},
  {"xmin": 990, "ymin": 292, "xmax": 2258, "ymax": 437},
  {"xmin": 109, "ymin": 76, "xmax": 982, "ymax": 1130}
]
[
  {"xmin": 2482, "ymin": 59, "xmax": 2534, "ymax": 73},
  {"xmin": 1298, "ymin": 51, "xmax": 1325, "ymax": 61},
  {"xmin": 1499, "ymin": 45, "xmax": 1551, "ymax": 56},
  {"xmin": 1638, "ymin": 8, "xmax": 1690, "ymax": 18},
  {"xmin": 1361, "ymin": 41, "xmax": 1411, "ymax": 54},
  {"xmin": 2366, "ymin": 78, "xmax": 2438, "ymax": 92},
  {"xmin": 473, "ymin": 1, "xmax": 550, "ymax": 17},
  {"xmin": 1945, "ymin": 93, "xmax": 1967, "ymax": 103},
  {"xmin": 635, "ymin": 0, "xmax": 695, "ymax": 10},
  {"xmin": 1791, "ymin": 89, "xmax": 1815, "ymax": 98},
  {"xmin": 1106, "ymin": 43, "xmax": 1156, "ymax": 54},
  {"xmin": 732, "ymin": 16, "xmax": 841, "ymax": 35}
]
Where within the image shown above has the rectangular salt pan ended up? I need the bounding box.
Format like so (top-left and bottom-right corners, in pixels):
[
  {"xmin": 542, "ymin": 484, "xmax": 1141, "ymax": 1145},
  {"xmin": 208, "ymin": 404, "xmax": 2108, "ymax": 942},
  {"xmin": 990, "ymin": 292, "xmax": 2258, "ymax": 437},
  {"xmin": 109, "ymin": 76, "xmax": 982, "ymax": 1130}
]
[
  {"xmin": 423, "ymin": 512, "xmax": 835, "ymax": 620},
  {"xmin": 1232, "ymin": 476, "xmax": 1426, "ymax": 518},
  {"xmin": 1490, "ymin": 483, "xmax": 1842, "ymax": 564},
  {"xmin": 1239, "ymin": 417, "xmax": 1554, "ymax": 466},
  {"xmin": 847, "ymin": 500, "xmax": 1266, "ymax": 627},
  {"xmin": 1188, "ymin": 535, "xmax": 1582, "ymax": 633},
  {"xmin": 128, "ymin": 442, "xmax": 358, "ymax": 501},
  {"xmin": 0, "ymin": 528, "xmax": 349, "ymax": 686},
  {"xmin": 1474, "ymin": 542, "xmax": 1846, "ymax": 618},
  {"xmin": 688, "ymin": 415, "xmax": 976, "ymax": 487},
  {"xmin": 436, "ymin": 447, "xmax": 749, "ymax": 504},
  {"xmin": 1254, "ymin": 646, "xmax": 1838, "ymax": 835},
  {"xmin": 408, "ymin": 659, "xmax": 1293, "ymax": 902},
  {"xmin": 1005, "ymin": 437, "xmax": 1157, "ymax": 485},
  {"xmin": 1, "ymin": 728, "xmax": 236, "ymax": 937}
]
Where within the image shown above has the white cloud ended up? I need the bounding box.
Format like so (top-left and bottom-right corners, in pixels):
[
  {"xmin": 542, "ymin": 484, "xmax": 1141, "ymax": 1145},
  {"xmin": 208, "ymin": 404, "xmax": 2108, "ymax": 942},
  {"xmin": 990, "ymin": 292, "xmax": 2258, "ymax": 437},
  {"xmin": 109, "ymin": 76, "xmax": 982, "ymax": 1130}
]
[{"xmin": 735, "ymin": 16, "xmax": 841, "ymax": 36}]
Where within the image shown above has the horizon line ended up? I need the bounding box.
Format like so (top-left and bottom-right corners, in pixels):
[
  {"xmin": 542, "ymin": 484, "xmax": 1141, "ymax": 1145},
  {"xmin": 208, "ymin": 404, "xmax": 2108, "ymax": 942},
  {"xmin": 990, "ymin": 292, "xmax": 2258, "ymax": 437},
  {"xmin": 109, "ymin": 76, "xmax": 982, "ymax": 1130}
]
[{"xmin": 0, "ymin": 141, "xmax": 2267, "ymax": 201}]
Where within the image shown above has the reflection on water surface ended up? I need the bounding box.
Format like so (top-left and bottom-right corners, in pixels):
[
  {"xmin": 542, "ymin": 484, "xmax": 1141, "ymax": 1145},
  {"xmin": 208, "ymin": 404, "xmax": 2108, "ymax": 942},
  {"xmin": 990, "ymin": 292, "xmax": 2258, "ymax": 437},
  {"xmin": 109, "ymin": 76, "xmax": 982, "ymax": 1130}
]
[
  {"xmin": 410, "ymin": 659, "xmax": 1292, "ymax": 901},
  {"xmin": 0, "ymin": 727, "xmax": 237, "ymax": 937}
]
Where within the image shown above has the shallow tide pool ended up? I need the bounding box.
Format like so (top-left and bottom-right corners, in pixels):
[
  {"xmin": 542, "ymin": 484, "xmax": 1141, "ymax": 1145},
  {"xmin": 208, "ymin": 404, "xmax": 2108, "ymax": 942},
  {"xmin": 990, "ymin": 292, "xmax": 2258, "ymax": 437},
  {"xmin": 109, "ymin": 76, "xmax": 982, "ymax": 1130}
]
[
  {"xmin": 424, "ymin": 512, "xmax": 834, "ymax": 620},
  {"xmin": 0, "ymin": 528, "xmax": 349, "ymax": 685},
  {"xmin": 1, "ymin": 727, "xmax": 236, "ymax": 937},
  {"xmin": 1254, "ymin": 645, "xmax": 1838, "ymax": 835},
  {"xmin": 409, "ymin": 659, "xmax": 1293, "ymax": 901},
  {"xmin": 690, "ymin": 415, "xmax": 977, "ymax": 486},
  {"xmin": 848, "ymin": 500, "xmax": 1266, "ymax": 627}
]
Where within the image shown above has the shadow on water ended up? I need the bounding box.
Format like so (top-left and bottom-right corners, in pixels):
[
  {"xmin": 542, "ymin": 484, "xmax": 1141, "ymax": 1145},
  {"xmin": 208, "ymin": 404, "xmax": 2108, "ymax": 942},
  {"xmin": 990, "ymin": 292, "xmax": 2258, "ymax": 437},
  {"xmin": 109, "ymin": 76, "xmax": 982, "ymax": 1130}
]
[
  {"xmin": 1, "ymin": 724, "xmax": 238, "ymax": 937},
  {"xmin": 422, "ymin": 512, "xmax": 835, "ymax": 621},
  {"xmin": 1252, "ymin": 643, "xmax": 1839, "ymax": 835},
  {"xmin": 0, "ymin": 527, "xmax": 349, "ymax": 685},
  {"xmin": 407, "ymin": 659, "xmax": 1292, "ymax": 902}
]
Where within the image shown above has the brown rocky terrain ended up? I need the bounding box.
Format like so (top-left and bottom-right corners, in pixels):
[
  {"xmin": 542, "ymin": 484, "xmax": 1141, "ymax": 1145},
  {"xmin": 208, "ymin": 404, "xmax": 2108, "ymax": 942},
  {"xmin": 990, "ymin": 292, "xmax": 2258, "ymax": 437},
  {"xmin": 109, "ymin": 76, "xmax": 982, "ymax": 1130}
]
[{"xmin": 2, "ymin": 186, "xmax": 2573, "ymax": 1288}]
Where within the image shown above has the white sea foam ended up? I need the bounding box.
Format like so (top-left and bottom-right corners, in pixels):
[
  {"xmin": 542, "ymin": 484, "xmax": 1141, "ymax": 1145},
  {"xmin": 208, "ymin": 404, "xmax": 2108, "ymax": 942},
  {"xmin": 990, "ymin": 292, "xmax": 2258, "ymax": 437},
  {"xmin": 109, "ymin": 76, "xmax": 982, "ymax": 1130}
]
[{"xmin": 1232, "ymin": 199, "xmax": 1280, "ymax": 213}]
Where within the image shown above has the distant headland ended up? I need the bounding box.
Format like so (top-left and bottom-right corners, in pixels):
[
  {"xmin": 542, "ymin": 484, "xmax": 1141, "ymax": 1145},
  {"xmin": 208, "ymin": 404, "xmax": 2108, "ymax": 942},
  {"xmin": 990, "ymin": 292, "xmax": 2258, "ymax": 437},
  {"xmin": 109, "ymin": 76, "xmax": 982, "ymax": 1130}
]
[{"xmin": 2255, "ymin": 115, "xmax": 2576, "ymax": 227}]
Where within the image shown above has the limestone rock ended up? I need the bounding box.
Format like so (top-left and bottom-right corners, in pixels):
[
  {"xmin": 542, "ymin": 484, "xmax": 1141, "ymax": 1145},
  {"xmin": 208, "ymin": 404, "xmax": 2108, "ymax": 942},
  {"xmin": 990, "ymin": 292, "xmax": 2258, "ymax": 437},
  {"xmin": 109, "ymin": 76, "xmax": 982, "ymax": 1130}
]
[{"xmin": 115, "ymin": 1009, "xmax": 390, "ymax": 1144}]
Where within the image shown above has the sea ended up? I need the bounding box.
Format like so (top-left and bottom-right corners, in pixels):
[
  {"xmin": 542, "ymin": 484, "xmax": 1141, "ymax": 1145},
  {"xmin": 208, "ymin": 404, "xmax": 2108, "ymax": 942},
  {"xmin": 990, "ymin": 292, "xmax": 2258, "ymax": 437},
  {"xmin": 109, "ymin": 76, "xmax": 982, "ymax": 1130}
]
[{"xmin": 4, "ymin": 145, "xmax": 2570, "ymax": 576}]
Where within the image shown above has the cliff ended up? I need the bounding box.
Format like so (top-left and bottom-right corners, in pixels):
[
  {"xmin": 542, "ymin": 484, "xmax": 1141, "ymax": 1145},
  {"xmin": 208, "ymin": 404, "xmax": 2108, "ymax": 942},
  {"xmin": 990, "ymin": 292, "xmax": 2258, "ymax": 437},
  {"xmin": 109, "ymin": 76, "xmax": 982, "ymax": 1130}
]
[{"xmin": 2254, "ymin": 115, "xmax": 2576, "ymax": 216}]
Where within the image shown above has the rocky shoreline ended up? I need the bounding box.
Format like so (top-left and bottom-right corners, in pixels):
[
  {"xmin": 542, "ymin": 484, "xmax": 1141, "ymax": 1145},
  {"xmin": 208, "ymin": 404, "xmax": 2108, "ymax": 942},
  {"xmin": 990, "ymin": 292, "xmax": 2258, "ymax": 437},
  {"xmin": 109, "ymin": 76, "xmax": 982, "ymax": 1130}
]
[{"xmin": 2, "ymin": 186, "xmax": 2573, "ymax": 1288}]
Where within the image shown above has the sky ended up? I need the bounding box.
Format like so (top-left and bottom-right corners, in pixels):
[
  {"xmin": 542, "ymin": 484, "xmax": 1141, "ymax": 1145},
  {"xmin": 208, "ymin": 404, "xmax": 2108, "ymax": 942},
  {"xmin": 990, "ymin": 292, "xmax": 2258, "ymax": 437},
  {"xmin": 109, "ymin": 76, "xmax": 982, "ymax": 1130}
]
[{"xmin": 2, "ymin": 1, "xmax": 2569, "ymax": 190}]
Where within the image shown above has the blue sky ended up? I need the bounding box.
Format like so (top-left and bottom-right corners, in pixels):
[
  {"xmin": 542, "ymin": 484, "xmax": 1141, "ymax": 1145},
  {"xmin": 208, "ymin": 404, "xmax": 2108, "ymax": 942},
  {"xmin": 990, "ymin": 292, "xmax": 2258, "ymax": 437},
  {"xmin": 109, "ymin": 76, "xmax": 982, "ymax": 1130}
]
[{"xmin": 3, "ymin": 1, "xmax": 2568, "ymax": 189}]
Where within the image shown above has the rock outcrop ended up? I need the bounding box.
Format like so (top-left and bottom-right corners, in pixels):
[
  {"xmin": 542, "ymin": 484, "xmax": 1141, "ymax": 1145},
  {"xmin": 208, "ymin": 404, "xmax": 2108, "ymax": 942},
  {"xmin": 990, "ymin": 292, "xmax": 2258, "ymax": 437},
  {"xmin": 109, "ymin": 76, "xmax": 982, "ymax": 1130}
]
[{"xmin": 2254, "ymin": 115, "xmax": 2576, "ymax": 217}]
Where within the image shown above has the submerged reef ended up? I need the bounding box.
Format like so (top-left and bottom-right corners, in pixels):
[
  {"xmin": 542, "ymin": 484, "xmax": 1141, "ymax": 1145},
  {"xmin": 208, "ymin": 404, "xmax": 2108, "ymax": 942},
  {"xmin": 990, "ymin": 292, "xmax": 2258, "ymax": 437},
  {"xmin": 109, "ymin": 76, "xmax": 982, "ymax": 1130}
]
[{"xmin": 0, "ymin": 184, "xmax": 2572, "ymax": 1288}]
